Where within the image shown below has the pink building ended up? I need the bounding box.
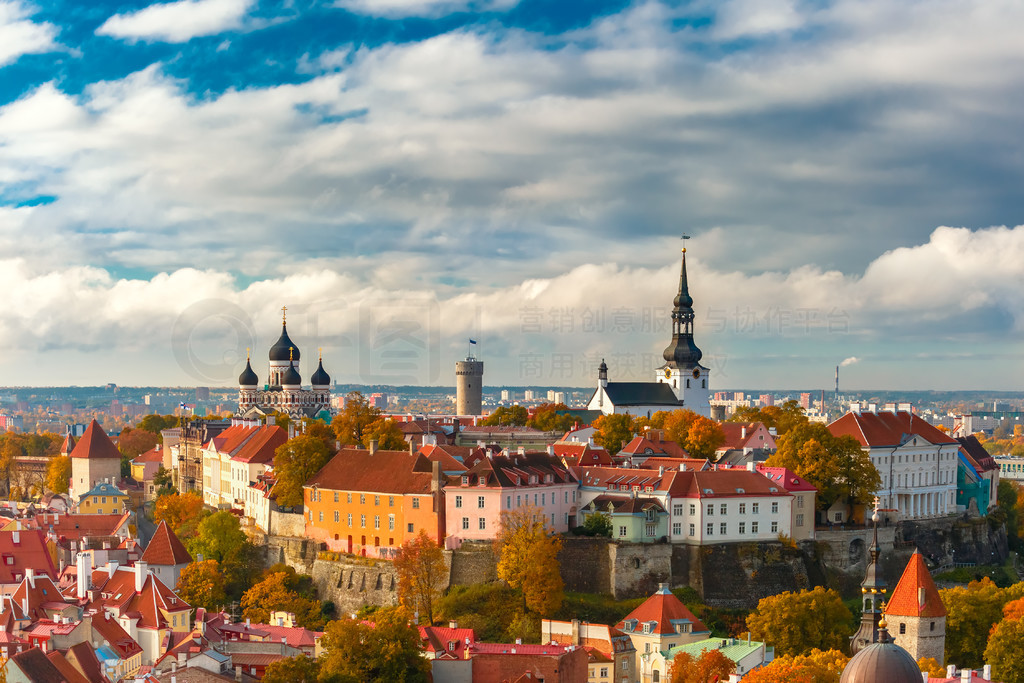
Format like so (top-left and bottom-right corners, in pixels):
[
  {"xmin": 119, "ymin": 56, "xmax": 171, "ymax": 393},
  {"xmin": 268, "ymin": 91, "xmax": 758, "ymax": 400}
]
[{"xmin": 444, "ymin": 453, "xmax": 579, "ymax": 547}]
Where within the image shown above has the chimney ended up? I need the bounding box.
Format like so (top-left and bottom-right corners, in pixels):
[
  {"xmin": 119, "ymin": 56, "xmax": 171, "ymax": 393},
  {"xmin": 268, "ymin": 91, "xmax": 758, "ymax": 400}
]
[
  {"xmin": 571, "ymin": 618, "xmax": 581, "ymax": 646},
  {"xmin": 678, "ymin": 463, "xmax": 686, "ymax": 471},
  {"xmin": 25, "ymin": 568, "xmax": 35, "ymax": 589},
  {"xmin": 546, "ymin": 445, "xmax": 554, "ymax": 456},
  {"xmin": 11, "ymin": 530, "xmax": 18, "ymax": 545},
  {"xmin": 517, "ymin": 446, "xmax": 525, "ymax": 456},
  {"xmin": 369, "ymin": 439, "xmax": 378, "ymax": 455},
  {"xmin": 741, "ymin": 426, "xmax": 747, "ymax": 439},
  {"xmin": 658, "ymin": 466, "xmax": 665, "ymax": 476},
  {"xmin": 947, "ymin": 666, "xmax": 957, "ymax": 678},
  {"xmin": 449, "ymin": 620, "xmax": 458, "ymax": 629},
  {"xmin": 235, "ymin": 667, "xmax": 242, "ymax": 683},
  {"xmin": 984, "ymin": 665, "xmax": 992, "ymax": 680},
  {"xmin": 961, "ymin": 669, "xmax": 971, "ymax": 682},
  {"xmin": 409, "ymin": 441, "xmax": 415, "ymax": 455},
  {"xmin": 135, "ymin": 561, "xmax": 147, "ymax": 592},
  {"xmin": 77, "ymin": 553, "xmax": 91, "ymax": 599},
  {"xmin": 746, "ymin": 462, "xmax": 755, "ymax": 472}
]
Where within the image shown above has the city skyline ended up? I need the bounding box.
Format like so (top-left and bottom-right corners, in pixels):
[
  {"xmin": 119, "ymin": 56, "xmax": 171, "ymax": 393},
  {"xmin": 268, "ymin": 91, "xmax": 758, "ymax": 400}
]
[{"xmin": 2, "ymin": 0, "xmax": 1024, "ymax": 389}]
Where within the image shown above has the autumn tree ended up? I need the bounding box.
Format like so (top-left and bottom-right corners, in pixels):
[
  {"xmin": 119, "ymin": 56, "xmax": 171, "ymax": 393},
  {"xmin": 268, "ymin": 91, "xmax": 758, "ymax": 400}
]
[
  {"xmin": 746, "ymin": 587, "xmax": 853, "ymax": 657},
  {"xmin": 241, "ymin": 571, "xmax": 325, "ymax": 630},
  {"xmin": 394, "ymin": 530, "xmax": 447, "ymax": 625},
  {"xmin": 942, "ymin": 578, "xmax": 1024, "ymax": 667},
  {"xmin": 767, "ymin": 422, "xmax": 880, "ymax": 519},
  {"xmin": 189, "ymin": 509, "xmax": 248, "ymax": 562},
  {"xmin": 361, "ymin": 418, "xmax": 406, "ymax": 450},
  {"xmin": 663, "ymin": 409, "xmax": 699, "ymax": 446},
  {"xmin": 742, "ymin": 648, "xmax": 849, "ymax": 683},
  {"xmin": 45, "ymin": 456, "xmax": 71, "ymax": 495},
  {"xmin": 152, "ymin": 492, "xmax": 206, "ymax": 538},
  {"xmin": 729, "ymin": 400, "xmax": 808, "ymax": 436},
  {"xmin": 683, "ymin": 416, "xmax": 726, "ymax": 460},
  {"xmin": 137, "ymin": 414, "xmax": 178, "ymax": 434},
  {"xmin": 318, "ymin": 607, "xmax": 431, "ymax": 682},
  {"xmin": 918, "ymin": 657, "xmax": 945, "ymax": 678},
  {"xmin": 582, "ymin": 511, "xmax": 612, "ymax": 537},
  {"xmin": 592, "ymin": 413, "xmax": 633, "ymax": 453},
  {"xmin": 481, "ymin": 405, "xmax": 528, "ymax": 427},
  {"xmin": 527, "ymin": 404, "xmax": 576, "ymax": 433},
  {"xmin": 176, "ymin": 559, "xmax": 227, "ymax": 611},
  {"xmin": 670, "ymin": 648, "xmax": 735, "ymax": 683},
  {"xmin": 332, "ymin": 391, "xmax": 382, "ymax": 445},
  {"xmin": 495, "ymin": 505, "xmax": 564, "ymax": 616},
  {"xmin": 985, "ymin": 613, "xmax": 1024, "ymax": 683},
  {"xmin": 274, "ymin": 434, "xmax": 333, "ymax": 508},
  {"xmin": 153, "ymin": 465, "xmax": 174, "ymax": 496},
  {"xmin": 262, "ymin": 655, "xmax": 320, "ymax": 683}
]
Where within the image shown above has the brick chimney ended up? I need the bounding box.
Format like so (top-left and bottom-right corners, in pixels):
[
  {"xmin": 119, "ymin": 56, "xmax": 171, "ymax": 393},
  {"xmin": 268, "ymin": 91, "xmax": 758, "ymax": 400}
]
[{"xmin": 369, "ymin": 439, "xmax": 378, "ymax": 455}]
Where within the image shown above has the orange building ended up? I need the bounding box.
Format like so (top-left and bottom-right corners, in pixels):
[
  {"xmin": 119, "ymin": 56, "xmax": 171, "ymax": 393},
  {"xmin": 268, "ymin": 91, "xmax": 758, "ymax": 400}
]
[{"xmin": 304, "ymin": 445, "xmax": 445, "ymax": 558}]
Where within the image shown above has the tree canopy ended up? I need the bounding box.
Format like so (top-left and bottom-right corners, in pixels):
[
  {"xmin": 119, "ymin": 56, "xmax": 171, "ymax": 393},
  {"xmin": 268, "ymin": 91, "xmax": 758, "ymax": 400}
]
[
  {"xmin": 175, "ymin": 559, "xmax": 227, "ymax": 612},
  {"xmin": 361, "ymin": 418, "xmax": 406, "ymax": 450},
  {"xmin": 527, "ymin": 404, "xmax": 576, "ymax": 433},
  {"xmin": 332, "ymin": 391, "xmax": 383, "ymax": 445},
  {"xmin": 241, "ymin": 570, "xmax": 326, "ymax": 631},
  {"xmin": 274, "ymin": 434, "xmax": 334, "ymax": 508},
  {"xmin": 942, "ymin": 578, "xmax": 1024, "ymax": 668},
  {"xmin": 45, "ymin": 456, "xmax": 71, "ymax": 495},
  {"xmin": 592, "ymin": 413, "xmax": 633, "ymax": 453},
  {"xmin": 766, "ymin": 422, "xmax": 879, "ymax": 517},
  {"xmin": 394, "ymin": 530, "xmax": 447, "ymax": 625},
  {"xmin": 495, "ymin": 505, "xmax": 564, "ymax": 616},
  {"xmin": 670, "ymin": 648, "xmax": 735, "ymax": 683},
  {"xmin": 318, "ymin": 607, "xmax": 431, "ymax": 683},
  {"xmin": 746, "ymin": 587, "xmax": 853, "ymax": 658},
  {"xmin": 729, "ymin": 400, "xmax": 808, "ymax": 436},
  {"xmin": 742, "ymin": 648, "xmax": 848, "ymax": 683},
  {"xmin": 136, "ymin": 414, "xmax": 178, "ymax": 435},
  {"xmin": 481, "ymin": 405, "xmax": 528, "ymax": 427},
  {"xmin": 152, "ymin": 492, "xmax": 206, "ymax": 539}
]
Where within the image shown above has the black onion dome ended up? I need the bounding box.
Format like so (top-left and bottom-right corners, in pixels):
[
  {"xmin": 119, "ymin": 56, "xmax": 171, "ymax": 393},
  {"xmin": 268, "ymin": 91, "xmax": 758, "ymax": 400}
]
[
  {"xmin": 238, "ymin": 358, "xmax": 258, "ymax": 386},
  {"xmin": 282, "ymin": 361, "xmax": 301, "ymax": 386},
  {"xmin": 840, "ymin": 633, "xmax": 921, "ymax": 683},
  {"xmin": 311, "ymin": 358, "xmax": 331, "ymax": 386},
  {"xmin": 269, "ymin": 323, "xmax": 300, "ymax": 362}
]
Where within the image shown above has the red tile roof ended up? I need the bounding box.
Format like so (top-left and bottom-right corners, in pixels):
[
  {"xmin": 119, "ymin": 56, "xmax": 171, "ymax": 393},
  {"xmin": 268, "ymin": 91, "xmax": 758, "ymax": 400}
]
[
  {"xmin": 27, "ymin": 512, "xmax": 131, "ymax": 542},
  {"xmin": 720, "ymin": 464, "xmax": 817, "ymax": 493},
  {"xmin": 635, "ymin": 457, "xmax": 710, "ymax": 471},
  {"xmin": 133, "ymin": 447, "xmax": 165, "ymax": 464},
  {"xmin": 620, "ymin": 435, "xmax": 689, "ymax": 459},
  {"xmin": 60, "ymin": 435, "xmax": 77, "ymax": 456},
  {"xmin": 616, "ymin": 585, "xmax": 709, "ymax": 636},
  {"xmin": 552, "ymin": 442, "xmax": 614, "ymax": 467},
  {"xmin": 70, "ymin": 420, "xmax": 122, "ymax": 460},
  {"xmin": 0, "ymin": 529, "xmax": 57, "ymax": 585},
  {"xmin": 231, "ymin": 426, "xmax": 287, "ymax": 465},
  {"xmin": 828, "ymin": 411, "xmax": 958, "ymax": 448},
  {"xmin": 719, "ymin": 422, "xmax": 773, "ymax": 451},
  {"xmin": 11, "ymin": 648, "xmax": 73, "ymax": 683},
  {"xmin": 419, "ymin": 625, "xmax": 475, "ymax": 659},
  {"xmin": 468, "ymin": 642, "xmax": 573, "ymax": 655},
  {"xmin": 65, "ymin": 641, "xmax": 110, "ymax": 683},
  {"xmin": 45, "ymin": 650, "xmax": 92, "ymax": 683},
  {"xmin": 11, "ymin": 574, "xmax": 65, "ymax": 620},
  {"xmin": 91, "ymin": 611, "xmax": 143, "ymax": 659},
  {"xmin": 885, "ymin": 550, "xmax": 946, "ymax": 618},
  {"xmin": 307, "ymin": 448, "xmax": 435, "ymax": 494},
  {"xmin": 668, "ymin": 469, "xmax": 793, "ymax": 499},
  {"xmin": 86, "ymin": 566, "xmax": 190, "ymax": 631},
  {"xmin": 140, "ymin": 521, "xmax": 192, "ymax": 566},
  {"xmin": 419, "ymin": 444, "xmax": 470, "ymax": 473}
]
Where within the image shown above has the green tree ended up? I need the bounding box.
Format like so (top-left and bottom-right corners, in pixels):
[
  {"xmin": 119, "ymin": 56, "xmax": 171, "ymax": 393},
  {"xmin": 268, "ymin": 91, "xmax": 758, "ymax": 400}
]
[
  {"xmin": 153, "ymin": 465, "xmax": 175, "ymax": 496},
  {"xmin": 45, "ymin": 456, "xmax": 71, "ymax": 495},
  {"xmin": 582, "ymin": 511, "xmax": 612, "ymax": 537},
  {"xmin": 767, "ymin": 422, "xmax": 880, "ymax": 519},
  {"xmin": 592, "ymin": 413, "xmax": 633, "ymax": 453},
  {"xmin": 263, "ymin": 655, "xmax": 321, "ymax": 683},
  {"xmin": 394, "ymin": 530, "xmax": 447, "ymax": 625},
  {"xmin": 318, "ymin": 607, "xmax": 431, "ymax": 683},
  {"xmin": 189, "ymin": 509, "xmax": 248, "ymax": 562},
  {"xmin": 137, "ymin": 414, "xmax": 178, "ymax": 435},
  {"xmin": 986, "ymin": 614, "xmax": 1024, "ymax": 683},
  {"xmin": 746, "ymin": 587, "xmax": 853, "ymax": 657},
  {"xmin": 176, "ymin": 559, "xmax": 227, "ymax": 611},
  {"xmin": 481, "ymin": 405, "xmax": 528, "ymax": 427},
  {"xmin": 332, "ymin": 392, "xmax": 382, "ymax": 445},
  {"xmin": 495, "ymin": 505, "xmax": 564, "ymax": 616},
  {"xmin": 361, "ymin": 418, "xmax": 406, "ymax": 450},
  {"xmin": 274, "ymin": 434, "xmax": 333, "ymax": 508},
  {"xmin": 527, "ymin": 404, "xmax": 576, "ymax": 433},
  {"xmin": 241, "ymin": 571, "xmax": 326, "ymax": 630}
]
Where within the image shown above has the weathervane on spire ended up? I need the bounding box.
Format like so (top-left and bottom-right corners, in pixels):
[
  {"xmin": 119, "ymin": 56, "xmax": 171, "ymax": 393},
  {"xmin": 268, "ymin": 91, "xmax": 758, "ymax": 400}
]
[{"xmin": 680, "ymin": 233, "xmax": 690, "ymax": 253}]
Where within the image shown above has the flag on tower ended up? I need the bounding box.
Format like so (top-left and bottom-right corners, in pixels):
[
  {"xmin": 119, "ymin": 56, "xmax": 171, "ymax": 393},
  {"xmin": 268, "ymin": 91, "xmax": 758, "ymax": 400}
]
[{"xmin": 469, "ymin": 339, "xmax": 477, "ymax": 344}]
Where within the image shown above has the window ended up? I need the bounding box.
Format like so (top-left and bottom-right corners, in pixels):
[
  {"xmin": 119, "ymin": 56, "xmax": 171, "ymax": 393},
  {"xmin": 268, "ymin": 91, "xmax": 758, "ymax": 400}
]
[
  {"xmin": 318, "ymin": 511, "xmax": 323, "ymax": 522},
  {"xmin": 653, "ymin": 670, "xmax": 660, "ymax": 682},
  {"xmin": 797, "ymin": 496, "xmax": 804, "ymax": 509},
  {"xmin": 796, "ymin": 514, "xmax": 804, "ymax": 527},
  {"xmin": 374, "ymin": 495, "xmax": 380, "ymax": 506},
  {"xmin": 619, "ymin": 526, "xmax": 627, "ymax": 537},
  {"xmin": 706, "ymin": 523, "xmax": 714, "ymax": 535},
  {"xmin": 565, "ymin": 491, "xmax": 569, "ymax": 503},
  {"xmin": 462, "ymin": 517, "xmax": 469, "ymax": 530},
  {"xmin": 689, "ymin": 524, "xmax": 695, "ymax": 536},
  {"xmin": 542, "ymin": 493, "xmax": 546, "ymax": 505},
  {"xmin": 899, "ymin": 623, "xmax": 906, "ymax": 635},
  {"xmin": 672, "ymin": 523, "xmax": 682, "ymax": 535},
  {"xmin": 461, "ymin": 476, "xmax": 469, "ymax": 486},
  {"xmin": 389, "ymin": 515, "xmax": 395, "ymax": 531},
  {"xmin": 833, "ymin": 512, "xmax": 843, "ymax": 522},
  {"xmin": 689, "ymin": 504, "xmax": 696, "ymax": 515},
  {"xmin": 720, "ymin": 504, "xmax": 727, "ymax": 515},
  {"xmin": 334, "ymin": 492, "xmax": 339, "ymax": 503},
  {"xmin": 347, "ymin": 493, "xmax": 352, "ymax": 503},
  {"xmin": 622, "ymin": 659, "xmax": 628, "ymax": 670},
  {"xmin": 751, "ymin": 522, "xmax": 758, "ymax": 533},
  {"xmin": 739, "ymin": 522, "xmax": 745, "ymax": 534},
  {"xmin": 752, "ymin": 503, "xmax": 759, "ymax": 514},
  {"xmin": 374, "ymin": 515, "xmax": 380, "ymax": 529},
  {"xmin": 930, "ymin": 621, "xmax": 935, "ymax": 631},
  {"xmin": 412, "ymin": 497, "xmax": 420, "ymax": 509},
  {"xmin": 600, "ymin": 667, "xmax": 608, "ymax": 678},
  {"xmin": 93, "ymin": 497, "xmax": 98, "ymax": 503},
  {"xmin": 360, "ymin": 514, "xmax": 366, "ymax": 528},
  {"xmin": 643, "ymin": 623, "xmax": 652, "ymax": 634},
  {"xmin": 771, "ymin": 521, "xmax": 778, "ymax": 533},
  {"xmin": 707, "ymin": 504, "xmax": 714, "ymax": 516},
  {"xmin": 720, "ymin": 522, "xmax": 727, "ymax": 535},
  {"xmin": 673, "ymin": 504, "xmax": 683, "ymax": 516},
  {"xmin": 389, "ymin": 496, "xmax": 394, "ymax": 507},
  {"xmin": 739, "ymin": 503, "xmax": 746, "ymax": 514},
  {"xmin": 334, "ymin": 511, "xmax": 340, "ymax": 523},
  {"xmin": 407, "ymin": 523, "xmax": 414, "ymax": 533},
  {"xmin": 359, "ymin": 494, "xmax": 366, "ymax": 504},
  {"xmin": 347, "ymin": 513, "xmax": 353, "ymax": 527},
  {"xmin": 479, "ymin": 518, "xmax": 486, "ymax": 530},
  {"xmin": 478, "ymin": 496, "xmax": 485, "ymax": 509},
  {"xmin": 771, "ymin": 502, "xmax": 779, "ymax": 514},
  {"xmin": 506, "ymin": 496, "xmax": 511, "ymax": 508},
  {"xmin": 455, "ymin": 495, "xmax": 463, "ymax": 508}
]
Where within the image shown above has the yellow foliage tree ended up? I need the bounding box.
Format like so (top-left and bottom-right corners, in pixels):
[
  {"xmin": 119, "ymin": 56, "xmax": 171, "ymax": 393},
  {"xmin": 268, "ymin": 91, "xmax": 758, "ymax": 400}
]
[
  {"xmin": 743, "ymin": 648, "xmax": 849, "ymax": 683},
  {"xmin": 918, "ymin": 657, "xmax": 945, "ymax": 678},
  {"xmin": 670, "ymin": 648, "xmax": 735, "ymax": 683},
  {"xmin": 985, "ymin": 614, "xmax": 1024, "ymax": 683},
  {"xmin": 494, "ymin": 505, "xmax": 564, "ymax": 616},
  {"xmin": 176, "ymin": 559, "xmax": 227, "ymax": 611},
  {"xmin": 45, "ymin": 455, "xmax": 71, "ymax": 495},
  {"xmin": 746, "ymin": 587, "xmax": 853, "ymax": 658},
  {"xmin": 393, "ymin": 529, "xmax": 447, "ymax": 625},
  {"xmin": 941, "ymin": 578, "xmax": 1024, "ymax": 667}
]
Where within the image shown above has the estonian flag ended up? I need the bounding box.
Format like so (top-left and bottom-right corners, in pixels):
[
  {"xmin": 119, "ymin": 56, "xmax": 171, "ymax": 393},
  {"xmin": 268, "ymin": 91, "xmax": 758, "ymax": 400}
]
[{"xmin": 469, "ymin": 339, "xmax": 477, "ymax": 344}]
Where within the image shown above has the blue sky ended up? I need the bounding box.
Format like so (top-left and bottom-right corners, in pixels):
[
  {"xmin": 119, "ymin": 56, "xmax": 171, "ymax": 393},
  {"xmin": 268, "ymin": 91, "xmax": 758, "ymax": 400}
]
[{"xmin": 2, "ymin": 0, "xmax": 1024, "ymax": 391}]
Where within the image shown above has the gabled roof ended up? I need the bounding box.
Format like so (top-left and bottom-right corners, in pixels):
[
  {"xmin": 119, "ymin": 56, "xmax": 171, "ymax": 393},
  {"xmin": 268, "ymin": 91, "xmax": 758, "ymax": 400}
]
[
  {"xmin": 231, "ymin": 425, "xmax": 287, "ymax": 465},
  {"xmin": 11, "ymin": 574, "xmax": 65, "ymax": 620},
  {"xmin": 586, "ymin": 495, "xmax": 665, "ymax": 515},
  {"xmin": 132, "ymin": 447, "xmax": 165, "ymax": 464},
  {"xmin": 885, "ymin": 550, "xmax": 946, "ymax": 618},
  {"xmin": 553, "ymin": 442, "xmax": 614, "ymax": 467},
  {"xmin": 828, "ymin": 411, "xmax": 958, "ymax": 448},
  {"xmin": 956, "ymin": 435, "xmax": 999, "ymax": 474},
  {"xmin": 60, "ymin": 434, "xmax": 77, "ymax": 456},
  {"xmin": 620, "ymin": 435, "xmax": 688, "ymax": 459},
  {"xmin": 140, "ymin": 521, "xmax": 192, "ymax": 566},
  {"xmin": 69, "ymin": 420, "xmax": 122, "ymax": 460},
  {"xmin": 86, "ymin": 566, "xmax": 190, "ymax": 631},
  {"xmin": 419, "ymin": 444, "xmax": 470, "ymax": 473},
  {"xmin": 0, "ymin": 529, "xmax": 57, "ymax": 585},
  {"xmin": 667, "ymin": 469, "xmax": 793, "ymax": 499},
  {"xmin": 635, "ymin": 457, "xmax": 709, "ymax": 471},
  {"xmin": 719, "ymin": 422, "xmax": 772, "ymax": 451},
  {"xmin": 78, "ymin": 481, "xmax": 128, "ymax": 501},
  {"xmin": 616, "ymin": 585, "xmax": 708, "ymax": 636},
  {"xmin": 23, "ymin": 512, "xmax": 131, "ymax": 541},
  {"xmin": 454, "ymin": 453, "xmax": 577, "ymax": 490},
  {"xmin": 65, "ymin": 641, "xmax": 110, "ymax": 683},
  {"xmin": 306, "ymin": 448, "xmax": 435, "ymax": 495},
  {"xmin": 45, "ymin": 650, "xmax": 92, "ymax": 683},
  {"xmin": 419, "ymin": 625, "xmax": 476, "ymax": 659},
  {"xmin": 601, "ymin": 382, "xmax": 680, "ymax": 407},
  {"xmin": 10, "ymin": 647, "xmax": 73, "ymax": 683},
  {"xmin": 91, "ymin": 611, "xmax": 143, "ymax": 659}
]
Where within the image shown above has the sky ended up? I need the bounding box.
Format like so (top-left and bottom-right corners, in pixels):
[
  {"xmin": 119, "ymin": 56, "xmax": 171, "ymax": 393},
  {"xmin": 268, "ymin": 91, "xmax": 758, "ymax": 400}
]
[{"xmin": 2, "ymin": 0, "xmax": 1024, "ymax": 391}]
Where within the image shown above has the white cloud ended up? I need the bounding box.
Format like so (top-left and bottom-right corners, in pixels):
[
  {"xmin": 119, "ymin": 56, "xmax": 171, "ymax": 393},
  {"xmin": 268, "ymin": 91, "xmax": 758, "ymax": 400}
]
[
  {"xmin": 96, "ymin": 0, "xmax": 254, "ymax": 43},
  {"xmin": 334, "ymin": 0, "xmax": 518, "ymax": 19},
  {"xmin": 0, "ymin": 0, "xmax": 57, "ymax": 67}
]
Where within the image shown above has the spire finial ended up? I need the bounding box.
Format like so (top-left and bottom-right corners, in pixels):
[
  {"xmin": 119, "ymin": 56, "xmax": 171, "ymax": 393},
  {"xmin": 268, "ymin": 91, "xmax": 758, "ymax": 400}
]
[
  {"xmin": 282, "ymin": 305, "xmax": 287, "ymax": 324},
  {"xmin": 681, "ymin": 233, "xmax": 690, "ymax": 254},
  {"xmin": 246, "ymin": 347, "xmax": 250, "ymax": 361},
  {"xmin": 319, "ymin": 347, "xmax": 323, "ymax": 361},
  {"xmin": 289, "ymin": 346, "xmax": 294, "ymax": 362}
]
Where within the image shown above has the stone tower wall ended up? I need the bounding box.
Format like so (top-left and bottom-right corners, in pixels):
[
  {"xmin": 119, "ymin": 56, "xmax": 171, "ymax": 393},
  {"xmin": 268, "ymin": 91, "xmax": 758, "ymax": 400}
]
[
  {"xmin": 890, "ymin": 615, "xmax": 945, "ymax": 665},
  {"xmin": 455, "ymin": 360, "xmax": 484, "ymax": 415}
]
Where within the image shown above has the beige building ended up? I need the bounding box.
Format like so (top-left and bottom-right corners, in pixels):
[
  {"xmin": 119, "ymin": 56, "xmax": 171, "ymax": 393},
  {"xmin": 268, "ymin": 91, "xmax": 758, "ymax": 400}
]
[
  {"xmin": 69, "ymin": 420, "xmax": 122, "ymax": 503},
  {"xmin": 541, "ymin": 618, "xmax": 636, "ymax": 683},
  {"xmin": 614, "ymin": 585, "xmax": 710, "ymax": 682}
]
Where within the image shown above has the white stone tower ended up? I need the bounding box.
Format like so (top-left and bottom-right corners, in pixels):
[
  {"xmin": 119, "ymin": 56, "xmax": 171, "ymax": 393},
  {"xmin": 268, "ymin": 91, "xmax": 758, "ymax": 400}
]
[{"xmin": 455, "ymin": 345, "xmax": 483, "ymax": 415}]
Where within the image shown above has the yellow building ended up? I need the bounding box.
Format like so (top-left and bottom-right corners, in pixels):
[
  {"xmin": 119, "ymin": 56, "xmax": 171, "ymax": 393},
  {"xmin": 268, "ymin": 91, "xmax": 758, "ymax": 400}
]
[{"xmin": 77, "ymin": 481, "xmax": 129, "ymax": 515}]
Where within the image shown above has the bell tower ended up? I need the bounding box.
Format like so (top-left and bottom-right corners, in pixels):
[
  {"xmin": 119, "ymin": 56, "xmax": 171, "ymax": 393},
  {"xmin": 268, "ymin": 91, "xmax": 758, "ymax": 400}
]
[
  {"xmin": 656, "ymin": 240, "xmax": 710, "ymax": 416},
  {"xmin": 851, "ymin": 498, "xmax": 887, "ymax": 654}
]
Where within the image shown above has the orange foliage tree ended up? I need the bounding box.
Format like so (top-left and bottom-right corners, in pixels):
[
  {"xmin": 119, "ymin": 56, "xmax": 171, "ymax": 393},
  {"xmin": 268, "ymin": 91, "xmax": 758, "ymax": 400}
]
[
  {"xmin": 670, "ymin": 648, "xmax": 735, "ymax": 683},
  {"xmin": 152, "ymin": 491, "xmax": 206, "ymax": 539},
  {"xmin": 394, "ymin": 529, "xmax": 447, "ymax": 625},
  {"xmin": 495, "ymin": 505, "xmax": 564, "ymax": 616},
  {"xmin": 742, "ymin": 648, "xmax": 849, "ymax": 683}
]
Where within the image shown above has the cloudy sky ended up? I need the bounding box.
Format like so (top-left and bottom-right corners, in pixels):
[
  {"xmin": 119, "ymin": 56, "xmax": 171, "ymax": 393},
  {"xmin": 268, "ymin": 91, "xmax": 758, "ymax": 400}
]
[{"xmin": 2, "ymin": 0, "xmax": 1024, "ymax": 391}]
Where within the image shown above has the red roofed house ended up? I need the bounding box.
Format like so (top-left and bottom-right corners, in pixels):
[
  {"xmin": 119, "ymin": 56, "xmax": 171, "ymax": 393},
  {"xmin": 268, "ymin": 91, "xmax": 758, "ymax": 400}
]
[
  {"xmin": 828, "ymin": 409, "xmax": 959, "ymax": 523},
  {"xmin": 132, "ymin": 447, "xmax": 166, "ymax": 501},
  {"xmin": 201, "ymin": 422, "xmax": 287, "ymax": 509},
  {"xmin": 614, "ymin": 584, "xmax": 710, "ymax": 675},
  {"xmin": 90, "ymin": 608, "xmax": 144, "ymax": 680},
  {"xmin": 552, "ymin": 441, "xmax": 614, "ymax": 468},
  {"xmin": 139, "ymin": 521, "xmax": 192, "ymax": 591},
  {"xmin": 720, "ymin": 463, "xmax": 817, "ymax": 542},
  {"xmin": 716, "ymin": 422, "xmax": 776, "ymax": 456},
  {"xmin": 0, "ymin": 528, "xmax": 58, "ymax": 595},
  {"xmin": 541, "ymin": 618, "xmax": 636, "ymax": 683},
  {"xmin": 419, "ymin": 623, "xmax": 476, "ymax": 660},
  {"xmin": 884, "ymin": 549, "xmax": 947, "ymax": 665},
  {"xmin": 619, "ymin": 432, "xmax": 689, "ymax": 464},
  {"xmin": 69, "ymin": 420, "xmax": 123, "ymax": 502},
  {"xmin": 466, "ymin": 641, "xmax": 589, "ymax": 683}
]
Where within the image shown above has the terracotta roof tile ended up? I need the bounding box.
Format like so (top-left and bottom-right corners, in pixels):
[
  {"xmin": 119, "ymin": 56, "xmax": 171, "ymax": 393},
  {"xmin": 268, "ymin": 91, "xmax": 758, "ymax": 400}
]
[
  {"xmin": 885, "ymin": 550, "xmax": 946, "ymax": 618},
  {"xmin": 0, "ymin": 529, "xmax": 58, "ymax": 585},
  {"xmin": 231, "ymin": 426, "xmax": 287, "ymax": 465},
  {"xmin": 69, "ymin": 420, "xmax": 122, "ymax": 460},
  {"xmin": 828, "ymin": 411, "xmax": 958, "ymax": 448},
  {"xmin": 11, "ymin": 648, "xmax": 69, "ymax": 683},
  {"xmin": 45, "ymin": 650, "xmax": 92, "ymax": 683},
  {"xmin": 616, "ymin": 586, "xmax": 709, "ymax": 636},
  {"xmin": 140, "ymin": 520, "xmax": 192, "ymax": 566},
  {"xmin": 307, "ymin": 448, "xmax": 435, "ymax": 494}
]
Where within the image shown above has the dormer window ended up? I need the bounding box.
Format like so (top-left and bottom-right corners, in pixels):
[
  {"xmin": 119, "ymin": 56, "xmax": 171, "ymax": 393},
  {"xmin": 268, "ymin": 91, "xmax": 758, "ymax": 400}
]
[
  {"xmin": 530, "ymin": 476, "xmax": 538, "ymax": 485},
  {"xmin": 545, "ymin": 474, "xmax": 553, "ymax": 484},
  {"xmin": 642, "ymin": 622, "xmax": 652, "ymax": 634},
  {"xmin": 478, "ymin": 476, "xmax": 486, "ymax": 486},
  {"xmin": 448, "ymin": 641, "xmax": 456, "ymax": 652},
  {"xmin": 462, "ymin": 476, "xmax": 469, "ymax": 486}
]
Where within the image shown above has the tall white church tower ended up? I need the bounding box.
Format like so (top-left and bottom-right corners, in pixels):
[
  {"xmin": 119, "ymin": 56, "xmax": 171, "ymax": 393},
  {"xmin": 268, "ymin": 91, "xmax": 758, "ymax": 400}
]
[{"xmin": 656, "ymin": 246, "xmax": 710, "ymax": 417}]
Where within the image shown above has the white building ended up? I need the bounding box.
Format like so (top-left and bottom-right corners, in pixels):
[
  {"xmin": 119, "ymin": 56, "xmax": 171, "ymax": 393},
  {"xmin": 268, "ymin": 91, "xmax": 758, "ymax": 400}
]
[
  {"xmin": 588, "ymin": 248, "xmax": 710, "ymax": 418},
  {"xmin": 828, "ymin": 408, "xmax": 959, "ymax": 521},
  {"xmin": 200, "ymin": 421, "xmax": 286, "ymax": 509}
]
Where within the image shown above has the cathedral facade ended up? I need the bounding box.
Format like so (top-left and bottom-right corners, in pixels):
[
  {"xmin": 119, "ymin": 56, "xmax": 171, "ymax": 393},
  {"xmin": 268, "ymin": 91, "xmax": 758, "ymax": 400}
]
[{"xmin": 237, "ymin": 309, "xmax": 332, "ymax": 419}]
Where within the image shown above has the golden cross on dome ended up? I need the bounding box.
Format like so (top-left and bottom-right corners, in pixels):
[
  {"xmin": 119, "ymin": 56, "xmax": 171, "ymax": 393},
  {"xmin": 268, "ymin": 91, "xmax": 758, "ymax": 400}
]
[
  {"xmin": 289, "ymin": 346, "xmax": 294, "ymax": 361},
  {"xmin": 246, "ymin": 347, "xmax": 250, "ymax": 360},
  {"xmin": 282, "ymin": 305, "xmax": 287, "ymax": 323},
  {"xmin": 873, "ymin": 496, "xmax": 880, "ymax": 512}
]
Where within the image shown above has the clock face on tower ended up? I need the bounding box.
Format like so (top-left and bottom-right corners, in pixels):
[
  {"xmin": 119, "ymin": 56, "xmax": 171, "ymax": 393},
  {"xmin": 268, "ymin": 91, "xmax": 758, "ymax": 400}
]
[
  {"xmin": 692, "ymin": 368, "xmax": 701, "ymax": 379},
  {"xmin": 664, "ymin": 368, "xmax": 672, "ymax": 379}
]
